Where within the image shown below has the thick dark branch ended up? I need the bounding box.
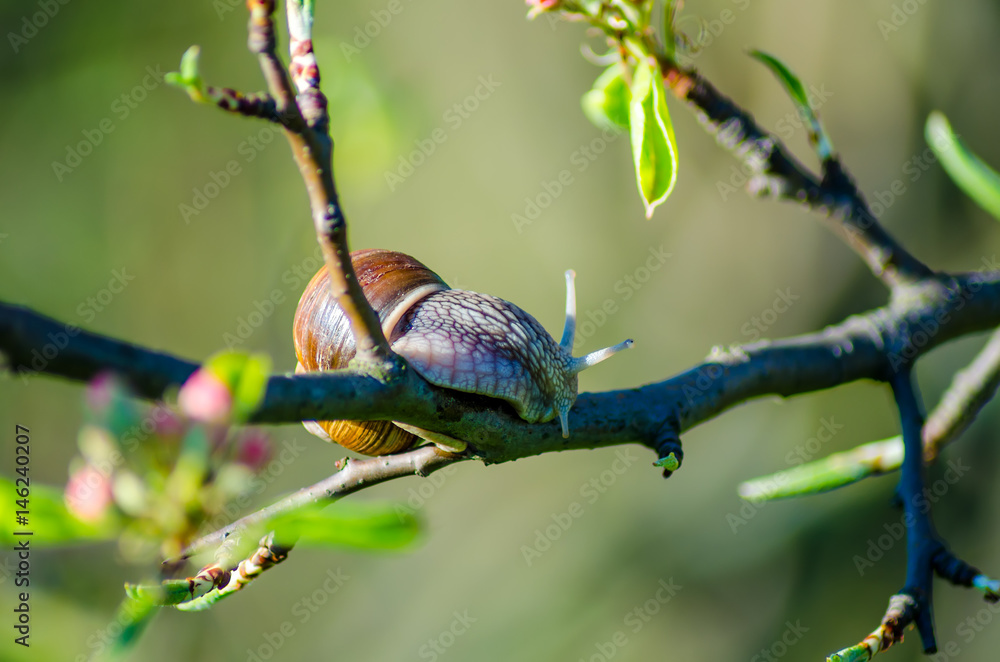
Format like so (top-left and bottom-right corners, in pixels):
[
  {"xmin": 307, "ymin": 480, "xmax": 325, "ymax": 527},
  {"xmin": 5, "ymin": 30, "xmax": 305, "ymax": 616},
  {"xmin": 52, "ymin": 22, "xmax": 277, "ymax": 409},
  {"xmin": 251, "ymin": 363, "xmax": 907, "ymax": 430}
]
[
  {"xmin": 0, "ymin": 302, "xmax": 197, "ymax": 399},
  {"xmin": 829, "ymin": 370, "xmax": 946, "ymax": 659},
  {"xmin": 658, "ymin": 60, "xmax": 935, "ymax": 289},
  {"xmin": 891, "ymin": 368, "xmax": 938, "ymax": 652},
  {"xmin": 5, "ymin": 272, "xmax": 1000, "ymax": 464},
  {"xmin": 740, "ymin": 318, "xmax": 1000, "ymax": 500}
]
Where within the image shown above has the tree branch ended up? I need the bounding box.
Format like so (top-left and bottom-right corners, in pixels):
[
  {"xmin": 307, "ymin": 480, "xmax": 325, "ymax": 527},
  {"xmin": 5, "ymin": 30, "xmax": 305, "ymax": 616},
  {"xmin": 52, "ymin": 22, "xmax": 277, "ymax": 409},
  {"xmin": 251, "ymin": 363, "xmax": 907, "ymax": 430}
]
[
  {"xmin": 243, "ymin": 0, "xmax": 394, "ymax": 368},
  {"xmin": 739, "ymin": 320, "xmax": 1000, "ymax": 500},
  {"xmin": 178, "ymin": 444, "xmax": 461, "ymax": 561},
  {"xmin": 827, "ymin": 370, "xmax": 939, "ymax": 660},
  {"xmin": 827, "ymin": 593, "xmax": 919, "ymax": 662},
  {"xmin": 205, "ymin": 87, "xmax": 280, "ymax": 121},
  {"xmin": 890, "ymin": 368, "xmax": 938, "ymax": 652},
  {"xmin": 923, "ymin": 325, "xmax": 1000, "ymax": 462},
  {"xmin": 5, "ymin": 271, "xmax": 1000, "ymax": 465},
  {"xmin": 658, "ymin": 60, "xmax": 935, "ymax": 290}
]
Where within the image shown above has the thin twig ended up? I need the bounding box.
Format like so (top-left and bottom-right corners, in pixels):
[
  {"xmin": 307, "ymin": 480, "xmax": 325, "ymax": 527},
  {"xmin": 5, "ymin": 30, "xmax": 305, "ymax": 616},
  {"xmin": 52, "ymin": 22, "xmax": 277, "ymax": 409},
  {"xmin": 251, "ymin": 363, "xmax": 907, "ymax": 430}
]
[
  {"xmin": 204, "ymin": 87, "xmax": 280, "ymax": 121},
  {"xmin": 177, "ymin": 445, "xmax": 462, "ymax": 561},
  {"xmin": 285, "ymin": 0, "xmax": 325, "ymax": 131},
  {"xmin": 739, "ymin": 323, "xmax": 1000, "ymax": 499},
  {"xmin": 923, "ymin": 325, "xmax": 1000, "ymax": 461},
  {"xmin": 656, "ymin": 58, "xmax": 935, "ymax": 289},
  {"xmin": 827, "ymin": 594, "xmax": 919, "ymax": 661},
  {"xmin": 244, "ymin": 0, "xmax": 393, "ymax": 367},
  {"xmin": 175, "ymin": 533, "xmax": 290, "ymax": 611}
]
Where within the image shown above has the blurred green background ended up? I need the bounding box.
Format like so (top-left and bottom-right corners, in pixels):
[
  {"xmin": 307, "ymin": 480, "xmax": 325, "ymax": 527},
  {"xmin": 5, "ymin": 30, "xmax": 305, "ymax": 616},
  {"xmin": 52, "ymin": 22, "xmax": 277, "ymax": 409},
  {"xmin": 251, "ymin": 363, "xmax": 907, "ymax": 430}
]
[{"xmin": 3, "ymin": 0, "xmax": 1000, "ymax": 660}]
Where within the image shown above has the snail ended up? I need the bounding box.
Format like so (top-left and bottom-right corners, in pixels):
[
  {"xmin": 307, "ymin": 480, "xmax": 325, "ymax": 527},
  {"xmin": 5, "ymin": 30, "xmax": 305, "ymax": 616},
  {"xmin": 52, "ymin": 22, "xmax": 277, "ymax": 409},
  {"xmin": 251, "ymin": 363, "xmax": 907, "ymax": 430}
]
[{"xmin": 293, "ymin": 249, "xmax": 632, "ymax": 455}]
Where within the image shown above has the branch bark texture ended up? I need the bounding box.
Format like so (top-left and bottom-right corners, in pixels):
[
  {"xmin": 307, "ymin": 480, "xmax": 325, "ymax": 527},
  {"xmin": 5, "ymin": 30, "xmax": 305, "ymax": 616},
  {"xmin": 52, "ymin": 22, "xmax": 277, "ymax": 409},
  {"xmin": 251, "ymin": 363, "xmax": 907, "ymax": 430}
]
[{"xmin": 4, "ymin": 271, "xmax": 999, "ymax": 465}]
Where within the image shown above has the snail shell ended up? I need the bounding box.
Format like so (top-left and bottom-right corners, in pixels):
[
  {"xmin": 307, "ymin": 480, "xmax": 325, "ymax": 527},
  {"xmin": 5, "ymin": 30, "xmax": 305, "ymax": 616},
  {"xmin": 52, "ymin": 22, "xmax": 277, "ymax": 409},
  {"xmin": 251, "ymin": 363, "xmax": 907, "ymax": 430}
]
[{"xmin": 293, "ymin": 249, "xmax": 632, "ymax": 455}]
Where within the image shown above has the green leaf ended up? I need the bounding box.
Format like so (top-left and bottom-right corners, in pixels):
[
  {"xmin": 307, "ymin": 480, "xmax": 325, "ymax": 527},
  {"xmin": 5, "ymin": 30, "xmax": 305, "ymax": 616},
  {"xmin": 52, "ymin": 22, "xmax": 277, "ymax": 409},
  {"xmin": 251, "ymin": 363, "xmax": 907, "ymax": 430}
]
[
  {"xmin": 270, "ymin": 501, "xmax": 421, "ymax": 550},
  {"xmin": 0, "ymin": 476, "xmax": 119, "ymax": 545},
  {"xmin": 749, "ymin": 49, "xmax": 833, "ymax": 161},
  {"xmin": 926, "ymin": 112, "xmax": 1000, "ymax": 222},
  {"xmin": 738, "ymin": 437, "xmax": 903, "ymax": 502},
  {"xmin": 166, "ymin": 425, "xmax": 212, "ymax": 504},
  {"xmin": 653, "ymin": 452, "xmax": 680, "ymax": 472},
  {"xmin": 193, "ymin": 501, "xmax": 420, "ymax": 571},
  {"xmin": 629, "ymin": 59, "xmax": 679, "ymax": 219},
  {"xmin": 125, "ymin": 580, "xmax": 199, "ymax": 607},
  {"xmin": 609, "ymin": 0, "xmax": 642, "ymax": 30},
  {"xmin": 151, "ymin": 502, "xmax": 419, "ymax": 611},
  {"xmin": 90, "ymin": 596, "xmax": 158, "ymax": 662},
  {"xmin": 203, "ymin": 350, "xmax": 272, "ymax": 423},
  {"xmin": 749, "ymin": 50, "xmax": 810, "ymax": 110},
  {"xmin": 581, "ymin": 63, "xmax": 631, "ymax": 132},
  {"xmin": 826, "ymin": 643, "xmax": 876, "ymax": 662},
  {"xmin": 662, "ymin": 0, "xmax": 681, "ymax": 61},
  {"xmin": 165, "ymin": 46, "xmax": 207, "ymax": 103}
]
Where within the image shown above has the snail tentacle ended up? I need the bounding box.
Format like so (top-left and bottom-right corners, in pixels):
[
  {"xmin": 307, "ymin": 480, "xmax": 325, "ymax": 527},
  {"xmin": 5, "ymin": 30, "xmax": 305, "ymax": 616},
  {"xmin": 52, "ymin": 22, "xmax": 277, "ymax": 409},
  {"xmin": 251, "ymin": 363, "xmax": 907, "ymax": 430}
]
[{"xmin": 560, "ymin": 269, "xmax": 577, "ymax": 350}]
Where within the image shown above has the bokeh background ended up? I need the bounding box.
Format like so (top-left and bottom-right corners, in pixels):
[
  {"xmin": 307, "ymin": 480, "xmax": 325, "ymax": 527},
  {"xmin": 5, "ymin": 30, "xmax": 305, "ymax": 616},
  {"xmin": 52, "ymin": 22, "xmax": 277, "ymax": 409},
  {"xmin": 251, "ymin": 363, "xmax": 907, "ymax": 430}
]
[{"xmin": 3, "ymin": 0, "xmax": 1000, "ymax": 660}]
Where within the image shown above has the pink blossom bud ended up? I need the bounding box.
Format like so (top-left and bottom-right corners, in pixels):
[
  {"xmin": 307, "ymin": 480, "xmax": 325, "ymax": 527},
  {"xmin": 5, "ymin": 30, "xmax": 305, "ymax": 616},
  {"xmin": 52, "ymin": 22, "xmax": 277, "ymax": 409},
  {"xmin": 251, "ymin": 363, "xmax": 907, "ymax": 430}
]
[
  {"xmin": 151, "ymin": 406, "xmax": 186, "ymax": 438},
  {"xmin": 526, "ymin": 0, "xmax": 560, "ymax": 18},
  {"xmin": 236, "ymin": 428, "xmax": 273, "ymax": 472},
  {"xmin": 178, "ymin": 370, "xmax": 233, "ymax": 423},
  {"xmin": 85, "ymin": 372, "xmax": 118, "ymax": 415},
  {"xmin": 65, "ymin": 465, "xmax": 113, "ymax": 522}
]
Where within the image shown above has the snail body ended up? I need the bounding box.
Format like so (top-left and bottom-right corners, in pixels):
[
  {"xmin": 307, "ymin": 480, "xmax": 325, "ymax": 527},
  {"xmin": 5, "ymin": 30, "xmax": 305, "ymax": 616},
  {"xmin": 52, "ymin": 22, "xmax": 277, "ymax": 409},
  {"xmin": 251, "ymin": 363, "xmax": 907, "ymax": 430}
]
[{"xmin": 293, "ymin": 249, "xmax": 632, "ymax": 455}]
